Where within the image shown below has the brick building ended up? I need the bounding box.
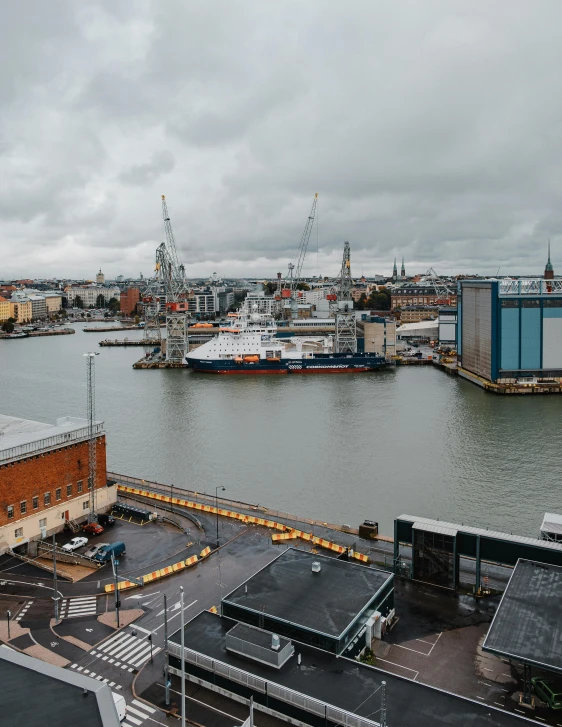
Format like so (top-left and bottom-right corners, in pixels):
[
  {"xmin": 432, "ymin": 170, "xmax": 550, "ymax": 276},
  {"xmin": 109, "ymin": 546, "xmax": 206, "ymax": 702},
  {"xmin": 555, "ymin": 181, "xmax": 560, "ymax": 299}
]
[
  {"xmin": 390, "ymin": 285, "xmax": 457, "ymax": 310},
  {"xmin": 120, "ymin": 287, "xmax": 141, "ymax": 315},
  {"xmin": 0, "ymin": 415, "xmax": 117, "ymax": 553}
]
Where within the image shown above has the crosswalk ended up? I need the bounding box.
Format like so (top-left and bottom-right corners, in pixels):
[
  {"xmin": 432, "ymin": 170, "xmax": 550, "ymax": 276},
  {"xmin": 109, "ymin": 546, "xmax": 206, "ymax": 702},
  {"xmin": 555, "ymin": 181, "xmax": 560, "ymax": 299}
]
[
  {"xmin": 91, "ymin": 628, "xmax": 161, "ymax": 671},
  {"xmin": 69, "ymin": 663, "xmax": 122, "ymax": 689},
  {"xmin": 15, "ymin": 601, "xmax": 33, "ymax": 621},
  {"xmin": 61, "ymin": 595, "xmax": 97, "ymax": 618},
  {"xmin": 122, "ymin": 699, "xmax": 156, "ymax": 727}
]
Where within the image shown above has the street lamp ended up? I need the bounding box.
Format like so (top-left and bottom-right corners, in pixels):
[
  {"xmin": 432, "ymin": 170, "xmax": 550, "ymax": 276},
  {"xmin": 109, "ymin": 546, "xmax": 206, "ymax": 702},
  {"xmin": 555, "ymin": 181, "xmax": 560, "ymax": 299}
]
[{"xmin": 215, "ymin": 486, "xmax": 225, "ymax": 548}]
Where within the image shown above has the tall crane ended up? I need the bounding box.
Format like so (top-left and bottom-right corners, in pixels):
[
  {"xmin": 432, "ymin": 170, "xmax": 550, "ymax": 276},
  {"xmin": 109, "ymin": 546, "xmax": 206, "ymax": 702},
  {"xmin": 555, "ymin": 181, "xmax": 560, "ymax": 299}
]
[
  {"xmin": 287, "ymin": 193, "xmax": 318, "ymax": 295},
  {"xmin": 142, "ymin": 264, "xmax": 163, "ymax": 349},
  {"xmin": 159, "ymin": 195, "xmax": 190, "ymax": 362},
  {"xmin": 334, "ymin": 241, "xmax": 357, "ymax": 353},
  {"xmin": 426, "ymin": 267, "xmax": 455, "ymax": 304}
]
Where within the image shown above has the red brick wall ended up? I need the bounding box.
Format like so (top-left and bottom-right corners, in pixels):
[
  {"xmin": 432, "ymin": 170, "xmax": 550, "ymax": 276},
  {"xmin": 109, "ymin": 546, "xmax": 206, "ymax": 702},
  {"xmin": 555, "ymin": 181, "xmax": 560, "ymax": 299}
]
[
  {"xmin": 0, "ymin": 436, "xmax": 107, "ymax": 526},
  {"xmin": 120, "ymin": 288, "xmax": 140, "ymax": 316}
]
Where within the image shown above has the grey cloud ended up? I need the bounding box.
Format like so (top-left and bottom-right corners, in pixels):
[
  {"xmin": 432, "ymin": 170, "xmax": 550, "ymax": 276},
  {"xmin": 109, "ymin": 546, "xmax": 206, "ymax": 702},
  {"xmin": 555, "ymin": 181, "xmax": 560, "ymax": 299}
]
[{"xmin": 119, "ymin": 150, "xmax": 176, "ymax": 186}]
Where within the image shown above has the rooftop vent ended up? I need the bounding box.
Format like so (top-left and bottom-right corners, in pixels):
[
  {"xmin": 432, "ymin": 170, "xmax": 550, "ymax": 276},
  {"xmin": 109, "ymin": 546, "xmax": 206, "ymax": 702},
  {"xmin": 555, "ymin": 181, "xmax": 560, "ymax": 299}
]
[
  {"xmin": 312, "ymin": 561, "xmax": 321, "ymax": 573},
  {"xmin": 271, "ymin": 634, "xmax": 280, "ymax": 651}
]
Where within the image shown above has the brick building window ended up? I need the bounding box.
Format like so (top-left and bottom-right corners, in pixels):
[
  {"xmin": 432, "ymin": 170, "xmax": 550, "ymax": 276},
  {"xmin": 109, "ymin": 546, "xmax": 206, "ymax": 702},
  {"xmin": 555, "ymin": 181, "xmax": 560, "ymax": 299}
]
[
  {"xmin": 7, "ymin": 505, "xmax": 14, "ymax": 519},
  {"xmin": 56, "ymin": 488, "xmax": 61, "ymax": 501},
  {"xmin": 67, "ymin": 484, "xmax": 72, "ymax": 497},
  {"xmin": 20, "ymin": 501, "xmax": 27, "ymax": 515},
  {"xmin": 39, "ymin": 518, "xmax": 47, "ymax": 529},
  {"xmin": 83, "ymin": 501, "xmax": 89, "ymax": 511},
  {"xmin": 44, "ymin": 492, "xmax": 51, "ymax": 506},
  {"xmin": 14, "ymin": 527, "xmax": 23, "ymax": 538},
  {"xmin": 32, "ymin": 496, "xmax": 38, "ymax": 510},
  {"xmin": 77, "ymin": 480, "xmax": 83, "ymax": 493}
]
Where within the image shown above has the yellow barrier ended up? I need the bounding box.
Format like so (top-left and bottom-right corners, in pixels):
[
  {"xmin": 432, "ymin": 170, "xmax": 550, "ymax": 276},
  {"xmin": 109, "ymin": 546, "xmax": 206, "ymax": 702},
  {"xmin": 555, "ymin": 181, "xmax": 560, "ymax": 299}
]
[
  {"xmin": 209, "ymin": 606, "xmax": 218, "ymax": 614},
  {"xmin": 272, "ymin": 531, "xmax": 298, "ymax": 541},
  {"xmin": 200, "ymin": 546, "xmax": 211, "ymax": 558},
  {"xmin": 117, "ymin": 484, "xmax": 370, "ymax": 563},
  {"xmin": 104, "ymin": 579, "xmax": 142, "ymax": 593},
  {"xmin": 185, "ymin": 555, "xmax": 198, "ymax": 567}
]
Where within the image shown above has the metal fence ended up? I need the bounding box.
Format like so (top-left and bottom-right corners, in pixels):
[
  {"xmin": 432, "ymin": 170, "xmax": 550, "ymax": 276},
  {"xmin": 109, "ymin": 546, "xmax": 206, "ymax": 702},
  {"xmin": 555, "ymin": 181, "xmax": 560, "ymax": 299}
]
[
  {"xmin": 2, "ymin": 423, "xmax": 104, "ymax": 464},
  {"xmin": 168, "ymin": 643, "xmax": 380, "ymax": 727}
]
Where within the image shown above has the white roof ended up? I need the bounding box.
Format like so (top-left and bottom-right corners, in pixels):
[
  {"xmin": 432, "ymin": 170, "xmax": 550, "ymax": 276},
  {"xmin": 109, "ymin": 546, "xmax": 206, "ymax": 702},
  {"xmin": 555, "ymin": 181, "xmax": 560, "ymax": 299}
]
[
  {"xmin": 396, "ymin": 320, "xmax": 439, "ymax": 332},
  {"xmin": 541, "ymin": 513, "xmax": 562, "ymax": 536},
  {"xmin": 0, "ymin": 415, "xmax": 103, "ymax": 459}
]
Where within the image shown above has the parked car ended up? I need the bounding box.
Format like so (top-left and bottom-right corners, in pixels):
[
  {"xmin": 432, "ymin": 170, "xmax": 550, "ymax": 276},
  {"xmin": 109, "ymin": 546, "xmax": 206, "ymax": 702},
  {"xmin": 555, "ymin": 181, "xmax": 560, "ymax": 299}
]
[
  {"xmin": 93, "ymin": 541, "xmax": 126, "ymax": 563},
  {"xmin": 62, "ymin": 536, "xmax": 88, "ymax": 552},
  {"xmin": 82, "ymin": 522, "xmax": 104, "ymax": 536},
  {"xmin": 532, "ymin": 677, "xmax": 562, "ymax": 709},
  {"xmin": 84, "ymin": 542, "xmax": 110, "ymax": 559},
  {"xmin": 97, "ymin": 513, "xmax": 115, "ymax": 527}
]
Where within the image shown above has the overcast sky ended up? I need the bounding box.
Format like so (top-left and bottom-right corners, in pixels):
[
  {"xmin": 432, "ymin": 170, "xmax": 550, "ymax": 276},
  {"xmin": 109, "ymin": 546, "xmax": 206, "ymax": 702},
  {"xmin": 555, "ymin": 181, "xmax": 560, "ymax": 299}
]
[{"xmin": 1, "ymin": 1, "xmax": 561, "ymax": 280}]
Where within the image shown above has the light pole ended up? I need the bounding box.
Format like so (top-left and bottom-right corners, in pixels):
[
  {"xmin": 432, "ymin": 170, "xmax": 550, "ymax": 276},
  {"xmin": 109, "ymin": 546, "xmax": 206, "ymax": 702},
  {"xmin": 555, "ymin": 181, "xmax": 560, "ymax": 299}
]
[
  {"xmin": 52, "ymin": 534, "xmax": 60, "ymax": 622},
  {"xmin": 148, "ymin": 632, "xmax": 153, "ymax": 662},
  {"xmin": 6, "ymin": 610, "xmax": 11, "ymax": 640},
  {"xmin": 180, "ymin": 586, "xmax": 186, "ymax": 727},
  {"xmin": 164, "ymin": 594, "xmax": 170, "ymax": 707},
  {"xmin": 215, "ymin": 486, "xmax": 225, "ymax": 548}
]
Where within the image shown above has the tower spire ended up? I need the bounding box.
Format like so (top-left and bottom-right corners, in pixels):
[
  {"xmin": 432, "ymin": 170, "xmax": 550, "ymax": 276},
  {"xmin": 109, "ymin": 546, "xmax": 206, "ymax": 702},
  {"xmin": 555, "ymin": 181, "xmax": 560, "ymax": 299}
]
[
  {"xmin": 545, "ymin": 239, "xmax": 554, "ymax": 280},
  {"xmin": 392, "ymin": 257, "xmax": 398, "ymax": 282},
  {"xmin": 400, "ymin": 256, "xmax": 406, "ymax": 278}
]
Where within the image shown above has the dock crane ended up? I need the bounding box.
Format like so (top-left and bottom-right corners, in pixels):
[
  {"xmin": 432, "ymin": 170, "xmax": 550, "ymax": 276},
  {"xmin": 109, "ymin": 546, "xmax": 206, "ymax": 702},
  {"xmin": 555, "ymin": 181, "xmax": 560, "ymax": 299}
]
[
  {"xmin": 333, "ymin": 241, "xmax": 357, "ymax": 353},
  {"xmin": 426, "ymin": 267, "xmax": 455, "ymax": 305},
  {"xmin": 282, "ymin": 194, "xmax": 318, "ymax": 317},
  {"xmin": 158, "ymin": 195, "xmax": 190, "ymax": 362}
]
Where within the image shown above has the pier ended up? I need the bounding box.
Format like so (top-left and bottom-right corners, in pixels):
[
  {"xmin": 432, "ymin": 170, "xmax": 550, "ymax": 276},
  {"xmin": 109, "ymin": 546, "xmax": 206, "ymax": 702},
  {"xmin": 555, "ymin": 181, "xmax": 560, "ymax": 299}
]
[{"xmin": 99, "ymin": 338, "xmax": 160, "ymax": 347}]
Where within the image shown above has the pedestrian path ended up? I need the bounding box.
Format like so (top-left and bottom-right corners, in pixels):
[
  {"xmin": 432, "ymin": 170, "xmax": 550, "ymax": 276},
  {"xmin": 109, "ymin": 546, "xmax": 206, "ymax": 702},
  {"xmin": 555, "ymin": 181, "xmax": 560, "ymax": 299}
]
[
  {"xmin": 91, "ymin": 628, "xmax": 161, "ymax": 671},
  {"xmin": 15, "ymin": 600, "xmax": 33, "ymax": 621},
  {"xmin": 123, "ymin": 699, "xmax": 156, "ymax": 727},
  {"xmin": 61, "ymin": 595, "xmax": 97, "ymax": 618},
  {"xmin": 69, "ymin": 662, "xmax": 122, "ymax": 689}
]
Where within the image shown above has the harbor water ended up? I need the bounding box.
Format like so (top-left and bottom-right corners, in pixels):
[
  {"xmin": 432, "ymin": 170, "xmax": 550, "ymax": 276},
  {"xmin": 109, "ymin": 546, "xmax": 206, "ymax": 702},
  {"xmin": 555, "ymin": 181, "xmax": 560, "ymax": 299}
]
[{"xmin": 1, "ymin": 324, "xmax": 560, "ymax": 537}]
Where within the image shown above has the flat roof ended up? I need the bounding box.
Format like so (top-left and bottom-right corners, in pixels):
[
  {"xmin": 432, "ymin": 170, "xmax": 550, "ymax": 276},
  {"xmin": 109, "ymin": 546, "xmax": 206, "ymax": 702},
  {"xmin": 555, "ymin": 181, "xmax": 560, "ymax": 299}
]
[
  {"xmin": 483, "ymin": 559, "xmax": 562, "ymax": 673},
  {"xmin": 228, "ymin": 622, "xmax": 292, "ymax": 652},
  {"xmin": 0, "ymin": 415, "xmax": 103, "ymax": 460},
  {"xmin": 0, "ymin": 646, "xmax": 119, "ymax": 726},
  {"xmin": 171, "ymin": 611, "xmax": 531, "ymax": 727},
  {"xmin": 222, "ymin": 548, "xmax": 393, "ymax": 639}
]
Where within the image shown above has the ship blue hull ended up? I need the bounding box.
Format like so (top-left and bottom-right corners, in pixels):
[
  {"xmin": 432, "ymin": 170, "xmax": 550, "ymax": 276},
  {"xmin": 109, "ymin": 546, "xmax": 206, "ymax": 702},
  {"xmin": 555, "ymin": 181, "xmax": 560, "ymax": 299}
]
[{"xmin": 186, "ymin": 353, "xmax": 387, "ymax": 374}]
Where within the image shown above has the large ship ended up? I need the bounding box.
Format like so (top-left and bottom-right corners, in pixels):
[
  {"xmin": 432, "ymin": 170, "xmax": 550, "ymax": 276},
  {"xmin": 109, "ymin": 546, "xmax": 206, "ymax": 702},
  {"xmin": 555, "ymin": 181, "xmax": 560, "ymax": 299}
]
[{"xmin": 185, "ymin": 306, "xmax": 387, "ymax": 374}]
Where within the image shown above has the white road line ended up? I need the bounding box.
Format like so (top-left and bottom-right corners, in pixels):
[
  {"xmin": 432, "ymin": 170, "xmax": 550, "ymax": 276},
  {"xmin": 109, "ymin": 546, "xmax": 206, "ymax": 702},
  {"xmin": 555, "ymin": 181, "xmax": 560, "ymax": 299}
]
[
  {"xmin": 77, "ymin": 666, "xmax": 84, "ymax": 671},
  {"xmin": 105, "ymin": 635, "xmax": 137, "ymax": 657},
  {"xmin": 132, "ymin": 700, "xmax": 155, "ymax": 714},
  {"xmin": 98, "ymin": 631, "xmax": 125, "ymax": 650},
  {"xmin": 109, "ymin": 682, "xmax": 115, "ymax": 687},
  {"xmin": 476, "ymin": 696, "xmax": 485, "ymax": 700},
  {"xmin": 108, "ymin": 658, "xmax": 114, "ymax": 664},
  {"xmin": 124, "ymin": 719, "xmax": 142, "ymax": 727},
  {"xmin": 494, "ymin": 702, "xmax": 504, "ymax": 706},
  {"xmin": 393, "ymin": 643, "xmax": 430, "ymax": 656},
  {"xmin": 154, "ymin": 600, "xmax": 197, "ymax": 631},
  {"xmin": 375, "ymin": 657, "xmax": 419, "ymax": 679},
  {"xmin": 102, "ymin": 656, "xmax": 109, "ymax": 661},
  {"xmin": 122, "ymin": 643, "xmax": 151, "ymax": 663},
  {"xmin": 132, "ymin": 647, "xmax": 161, "ymax": 667},
  {"xmin": 71, "ymin": 663, "xmax": 78, "ymax": 669},
  {"xmin": 130, "ymin": 625, "xmax": 153, "ymax": 635},
  {"xmin": 482, "ymin": 667, "xmax": 493, "ymax": 672},
  {"xmin": 515, "ymin": 709, "xmax": 526, "ymax": 714},
  {"xmin": 126, "ymin": 706, "xmax": 150, "ymax": 718},
  {"xmin": 113, "ymin": 638, "xmax": 147, "ymax": 661}
]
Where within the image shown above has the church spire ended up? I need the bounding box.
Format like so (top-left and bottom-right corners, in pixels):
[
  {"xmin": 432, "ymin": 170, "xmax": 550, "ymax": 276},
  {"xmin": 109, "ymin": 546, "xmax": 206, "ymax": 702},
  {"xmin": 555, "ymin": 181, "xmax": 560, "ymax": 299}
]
[
  {"xmin": 400, "ymin": 256, "xmax": 406, "ymax": 278},
  {"xmin": 392, "ymin": 257, "xmax": 398, "ymax": 282},
  {"xmin": 545, "ymin": 239, "xmax": 554, "ymax": 280}
]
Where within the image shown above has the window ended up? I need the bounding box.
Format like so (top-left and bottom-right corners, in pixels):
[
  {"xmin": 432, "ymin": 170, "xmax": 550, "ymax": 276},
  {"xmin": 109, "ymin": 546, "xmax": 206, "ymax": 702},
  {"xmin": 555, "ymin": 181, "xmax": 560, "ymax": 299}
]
[
  {"xmin": 77, "ymin": 480, "xmax": 83, "ymax": 493},
  {"xmin": 67, "ymin": 484, "xmax": 72, "ymax": 497},
  {"xmin": 56, "ymin": 488, "xmax": 61, "ymax": 501},
  {"xmin": 14, "ymin": 527, "xmax": 23, "ymax": 539},
  {"xmin": 32, "ymin": 496, "xmax": 38, "ymax": 510},
  {"xmin": 39, "ymin": 518, "xmax": 47, "ymax": 529},
  {"xmin": 44, "ymin": 492, "xmax": 51, "ymax": 506},
  {"xmin": 20, "ymin": 501, "xmax": 27, "ymax": 515},
  {"xmin": 83, "ymin": 501, "xmax": 89, "ymax": 511},
  {"xmin": 7, "ymin": 505, "xmax": 14, "ymax": 519}
]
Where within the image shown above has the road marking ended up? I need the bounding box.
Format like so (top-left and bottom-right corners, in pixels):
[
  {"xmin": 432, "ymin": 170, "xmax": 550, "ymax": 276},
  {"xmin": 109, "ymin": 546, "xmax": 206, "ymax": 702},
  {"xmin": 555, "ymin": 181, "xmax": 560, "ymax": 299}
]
[
  {"xmin": 77, "ymin": 666, "xmax": 84, "ymax": 671},
  {"xmin": 515, "ymin": 709, "xmax": 526, "ymax": 714},
  {"xmin": 108, "ymin": 658, "xmax": 114, "ymax": 663},
  {"xmin": 502, "ymin": 673, "xmax": 512, "ymax": 678},
  {"xmin": 132, "ymin": 700, "xmax": 155, "ymax": 714},
  {"xmin": 482, "ymin": 667, "xmax": 493, "ymax": 672},
  {"xmin": 477, "ymin": 696, "xmax": 485, "ymax": 700},
  {"xmin": 374, "ymin": 657, "xmax": 419, "ymax": 680},
  {"xmin": 127, "ymin": 706, "xmax": 150, "ymax": 718},
  {"xmin": 393, "ymin": 643, "xmax": 430, "ymax": 656},
  {"xmin": 494, "ymin": 702, "xmax": 504, "ymax": 706},
  {"xmin": 131, "ymin": 625, "xmax": 153, "ymax": 635},
  {"xmin": 535, "ymin": 718, "xmax": 545, "ymax": 722},
  {"xmin": 154, "ymin": 600, "xmax": 197, "ymax": 631},
  {"xmin": 124, "ymin": 716, "xmax": 142, "ymax": 726}
]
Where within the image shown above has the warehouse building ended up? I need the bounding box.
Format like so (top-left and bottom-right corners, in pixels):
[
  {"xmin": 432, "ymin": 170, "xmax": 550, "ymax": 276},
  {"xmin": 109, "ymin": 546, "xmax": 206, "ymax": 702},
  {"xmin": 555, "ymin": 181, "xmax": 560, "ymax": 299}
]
[
  {"xmin": 0, "ymin": 414, "xmax": 116, "ymax": 553},
  {"xmin": 458, "ymin": 279, "xmax": 562, "ymax": 384}
]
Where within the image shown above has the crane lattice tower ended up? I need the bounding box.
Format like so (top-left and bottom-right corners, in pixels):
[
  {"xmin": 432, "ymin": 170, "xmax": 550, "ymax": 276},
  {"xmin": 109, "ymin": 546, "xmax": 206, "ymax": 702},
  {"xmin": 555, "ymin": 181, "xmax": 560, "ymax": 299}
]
[{"xmin": 335, "ymin": 241, "xmax": 357, "ymax": 353}]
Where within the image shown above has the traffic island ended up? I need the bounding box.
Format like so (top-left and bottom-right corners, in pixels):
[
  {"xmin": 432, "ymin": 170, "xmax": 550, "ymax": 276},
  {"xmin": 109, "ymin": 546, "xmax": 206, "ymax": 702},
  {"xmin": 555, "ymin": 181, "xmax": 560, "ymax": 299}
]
[{"xmin": 98, "ymin": 608, "xmax": 143, "ymax": 629}]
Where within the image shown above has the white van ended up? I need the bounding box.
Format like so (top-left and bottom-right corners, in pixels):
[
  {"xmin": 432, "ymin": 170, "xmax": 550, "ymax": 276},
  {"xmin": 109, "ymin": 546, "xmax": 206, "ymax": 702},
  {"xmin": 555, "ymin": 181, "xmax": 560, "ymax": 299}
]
[{"xmin": 112, "ymin": 692, "xmax": 126, "ymax": 722}]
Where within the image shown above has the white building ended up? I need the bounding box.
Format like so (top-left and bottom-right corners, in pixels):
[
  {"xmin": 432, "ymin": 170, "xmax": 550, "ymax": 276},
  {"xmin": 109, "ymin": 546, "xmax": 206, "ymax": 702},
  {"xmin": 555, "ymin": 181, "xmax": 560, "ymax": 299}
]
[
  {"xmin": 66, "ymin": 285, "xmax": 120, "ymax": 308},
  {"xmin": 96, "ymin": 269, "xmax": 105, "ymax": 284}
]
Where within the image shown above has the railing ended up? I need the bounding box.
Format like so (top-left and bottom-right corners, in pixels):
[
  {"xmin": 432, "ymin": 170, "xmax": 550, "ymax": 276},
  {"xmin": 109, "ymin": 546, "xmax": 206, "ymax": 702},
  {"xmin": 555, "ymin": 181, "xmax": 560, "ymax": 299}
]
[
  {"xmin": 1, "ymin": 423, "xmax": 104, "ymax": 464},
  {"xmin": 168, "ymin": 644, "xmax": 380, "ymax": 727},
  {"xmin": 499, "ymin": 279, "xmax": 562, "ymax": 295}
]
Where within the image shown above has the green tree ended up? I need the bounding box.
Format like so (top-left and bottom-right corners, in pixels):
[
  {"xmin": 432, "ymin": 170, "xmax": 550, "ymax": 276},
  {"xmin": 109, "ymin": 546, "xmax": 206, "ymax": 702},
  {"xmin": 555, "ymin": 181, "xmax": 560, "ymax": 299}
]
[
  {"xmin": 107, "ymin": 297, "xmax": 120, "ymax": 312},
  {"xmin": 296, "ymin": 282, "xmax": 310, "ymax": 291},
  {"xmin": 74, "ymin": 295, "xmax": 84, "ymax": 309},
  {"xmin": 96, "ymin": 293, "xmax": 106, "ymax": 308},
  {"xmin": 2, "ymin": 320, "xmax": 15, "ymax": 333},
  {"xmin": 356, "ymin": 293, "xmax": 367, "ymax": 310}
]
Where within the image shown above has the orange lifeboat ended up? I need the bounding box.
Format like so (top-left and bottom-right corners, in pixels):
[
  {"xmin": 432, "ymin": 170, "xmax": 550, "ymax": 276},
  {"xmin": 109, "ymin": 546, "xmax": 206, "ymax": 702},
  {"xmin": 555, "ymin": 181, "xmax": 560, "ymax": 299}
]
[
  {"xmin": 243, "ymin": 355, "xmax": 260, "ymax": 363},
  {"xmin": 234, "ymin": 356, "xmax": 244, "ymax": 364}
]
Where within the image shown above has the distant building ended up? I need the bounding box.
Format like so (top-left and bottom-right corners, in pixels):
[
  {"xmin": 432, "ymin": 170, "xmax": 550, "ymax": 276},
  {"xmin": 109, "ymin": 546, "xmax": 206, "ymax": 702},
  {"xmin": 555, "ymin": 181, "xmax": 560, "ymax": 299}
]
[
  {"xmin": 438, "ymin": 307, "xmax": 457, "ymax": 346},
  {"xmin": 65, "ymin": 285, "xmax": 120, "ymax": 308},
  {"xmin": 27, "ymin": 294, "xmax": 48, "ymax": 320},
  {"xmin": 10, "ymin": 297, "xmax": 32, "ymax": 323},
  {"xmin": 458, "ymin": 279, "xmax": 562, "ymax": 384},
  {"xmin": 96, "ymin": 269, "xmax": 105, "ymax": 284},
  {"xmin": 399, "ymin": 305, "xmax": 439, "ymax": 323},
  {"xmin": 0, "ymin": 297, "xmax": 11, "ymax": 323},
  {"xmin": 358, "ymin": 315, "xmax": 396, "ymax": 357},
  {"xmin": 119, "ymin": 287, "xmax": 141, "ymax": 316},
  {"xmin": 400, "ymin": 257, "xmax": 406, "ymax": 279},
  {"xmin": 0, "ymin": 414, "xmax": 116, "ymax": 553},
  {"xmin": 392, "ymin": 258, "xmax": 398, "ymax": 283},
  {"xmin": 390, "ymin": 285, "xmax": 457, "ymax": 310}
]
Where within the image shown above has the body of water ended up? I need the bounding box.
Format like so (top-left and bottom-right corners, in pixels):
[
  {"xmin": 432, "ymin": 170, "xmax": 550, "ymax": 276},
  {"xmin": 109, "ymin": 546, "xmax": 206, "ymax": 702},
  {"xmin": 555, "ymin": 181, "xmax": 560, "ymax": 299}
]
[{"xmin": 1, "ymin": 325, "xmax": 560, "ymax": 537}]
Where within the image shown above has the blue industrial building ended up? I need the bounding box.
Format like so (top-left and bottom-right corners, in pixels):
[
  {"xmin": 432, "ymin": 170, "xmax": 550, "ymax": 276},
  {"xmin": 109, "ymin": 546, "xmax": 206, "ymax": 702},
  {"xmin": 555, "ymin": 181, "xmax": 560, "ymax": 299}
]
[{"xmin": 458, "ymin": 279, "xmax": 562, "ymax": 383}]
